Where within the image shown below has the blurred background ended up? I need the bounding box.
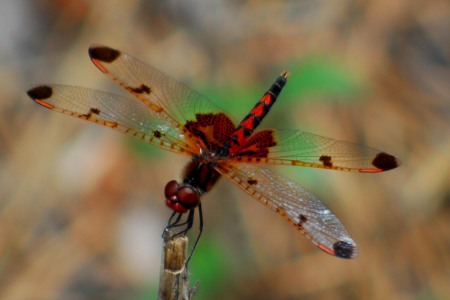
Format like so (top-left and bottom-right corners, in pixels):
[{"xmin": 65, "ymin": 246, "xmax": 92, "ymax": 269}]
[{"xmin": 1, "ymin": 0, "xmax": 449, "ymax": 299}]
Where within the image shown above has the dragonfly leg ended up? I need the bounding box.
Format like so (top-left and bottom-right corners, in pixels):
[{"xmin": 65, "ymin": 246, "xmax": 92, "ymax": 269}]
[
  {"xmin": 185, "ymin": 203, "xmax": 203, "ymax": 265},
  {"xmin": 162, "ymin": 204, "xmax": 204, "ymax": 265}
]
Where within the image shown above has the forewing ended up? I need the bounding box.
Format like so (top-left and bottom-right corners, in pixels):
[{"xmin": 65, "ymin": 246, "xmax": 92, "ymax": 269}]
[
  {"xmin": 88, "ymin": 44, "xmax": 229, "ymax": 130},
  {"xmin": 232, "ymin": 129, "xmax": 400, "ymax": 173},
  {"xmin": 217, "ymin": 163, "xmax": 357, "ymax": 259},
  {"xmin": 27, "ymin": 85, "xmax": 199, "ymax": 155}
]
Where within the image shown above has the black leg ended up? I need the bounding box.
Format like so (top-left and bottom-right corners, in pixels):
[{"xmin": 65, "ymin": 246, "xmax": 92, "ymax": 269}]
[
  {"xmin": 164, "ymin": 209, "xmax": 194, "ymax": 237},
  {"xmin": 162, "ymin": 205, "xmax": 204, "ymax": 265},
  {"xmin": 168, "ymin": 211, "xmax": 179, "ymax": 225},
  {"xmin": 167, "ymin": 212, "xmax": 183, "ymax": 228},
  {"xmin": 186, "ymin": 203, "xmax": 203, "ymax": 265}
]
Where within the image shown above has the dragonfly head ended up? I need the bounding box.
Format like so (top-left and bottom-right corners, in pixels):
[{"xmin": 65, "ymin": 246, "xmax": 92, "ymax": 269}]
[{"xmin": 164, "ymin": 180, "xmax": 200, "ymax": 213}]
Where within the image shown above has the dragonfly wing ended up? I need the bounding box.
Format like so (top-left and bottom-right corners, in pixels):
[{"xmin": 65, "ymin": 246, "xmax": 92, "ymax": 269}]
[
  {"xmin": 27, "ymin": 85, "xmax": 199, "ymax": 155},
  {"xmin": 217, "ymin": 163, "xmax": 357, "ymax": 259},
  {"xmin": 232, "ymin": 129, "xmax": 400, "ymax": 172},
  {"xmin": 88, "ymin": 44, "xmax": 229, "ymax": 129}
]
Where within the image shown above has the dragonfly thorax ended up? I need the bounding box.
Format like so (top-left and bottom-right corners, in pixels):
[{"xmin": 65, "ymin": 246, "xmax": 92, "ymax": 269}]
[{"xmin": 164, "ymin": 158, "xmax": 222, "ymax": 213}]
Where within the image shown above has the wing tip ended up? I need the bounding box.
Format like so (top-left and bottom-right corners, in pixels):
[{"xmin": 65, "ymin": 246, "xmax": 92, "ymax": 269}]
[
  {"xmin": 318, "ymin": 240, "xmax": 358, "ymax": 259},
  {"xmin": 359, "ymin": 152, "xmax": 401, "ymax": 173},
  {"xmin": 88, "ymin": 44, "xmax": 121, "ymax": 63},
  {"xmin": 372, "ymin": 152, "xmax": 401, "ymax": 171},
  {"xmin": 333, "ymin": 240, "xmax": 358, "ymax": 259},
  {"xmin": 27, "ymin": 85, "xmax": 55, "ymax": 109},
  {"xmin": 27, "ymin": 85, "xmax": 52, "ymax": 100}
]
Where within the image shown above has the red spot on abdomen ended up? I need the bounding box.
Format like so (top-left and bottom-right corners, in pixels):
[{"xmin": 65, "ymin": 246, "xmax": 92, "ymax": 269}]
[{"xmin": 260, "ymin": 93, "xmax": 274, "ymax": 106}]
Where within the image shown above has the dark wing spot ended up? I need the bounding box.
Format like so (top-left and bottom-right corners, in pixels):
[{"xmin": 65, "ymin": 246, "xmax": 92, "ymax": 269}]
[
  {"xmin": 298, "ymin": 214, "xmax": 308, "ymax": 226},
  {"xmin": 153, "ymin": 130, "xmax": 162, "ymax": 138},
  {"xmin": 88, "ymin": 45, "xmax": 121, "ymax": 62},
  {"xmin": 319, "ymin": 155, "xmax": 333, "ymax": 167},
  {"xmin": 333, "ymin": 241, "xmax": 355, "ymax": 259},
  {"xmin": 247, "ymin": 179, "xmax": 257, "ymax": 185},
  {"xmin": 90, "ymin": 108, "xmax": 100, "ymax": 115},
  {"xmin": 27, "ymin": 85, "xmax": 53, "ymax": 100},
  {"xmin": 81, "ymin": 108, "xmax": 100, "ymax": 119},
  {"xmin": 127, "ymin": 84, "xmax": 151, "ymax": 94},
  {"xmin": 372, "ymin": 152, "xmax": 399, "ymax": 171}
]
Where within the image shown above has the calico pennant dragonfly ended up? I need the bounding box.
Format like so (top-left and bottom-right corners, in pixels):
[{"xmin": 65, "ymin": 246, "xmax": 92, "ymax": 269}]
[{"xmin": 27, "ymin": 44, "xmax": 400, "ymax": 259}]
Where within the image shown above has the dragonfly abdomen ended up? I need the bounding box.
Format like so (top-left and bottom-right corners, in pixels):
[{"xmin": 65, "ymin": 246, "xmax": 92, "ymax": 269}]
[{"xmin": 222, "ymin": 71, "xmax": 288, "ymax": 156}]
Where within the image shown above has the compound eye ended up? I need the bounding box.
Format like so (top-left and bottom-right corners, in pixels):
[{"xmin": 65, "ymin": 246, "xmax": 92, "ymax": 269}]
[
  {"xmin": 164, "ymin": 180, "xmax": 179, "ymax": 199},
  {"xmin": 177, "ymin": 187, "xmax": 200, "ymax": 208}
]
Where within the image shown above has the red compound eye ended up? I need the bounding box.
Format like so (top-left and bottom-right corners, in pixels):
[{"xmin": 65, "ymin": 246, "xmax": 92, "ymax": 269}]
[
  {"xmin": 164, "ymin": 180, "xmax": 179, "ymax": 199},
  {"xmin": 177, "ymin": 186, "xmax": 200, "ymax": 208}
]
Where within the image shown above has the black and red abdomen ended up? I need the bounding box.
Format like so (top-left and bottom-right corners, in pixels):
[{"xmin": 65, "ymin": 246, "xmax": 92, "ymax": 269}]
[{"xmin": 223, "ymin": 71, "xmax": 288, "ymax": 156}]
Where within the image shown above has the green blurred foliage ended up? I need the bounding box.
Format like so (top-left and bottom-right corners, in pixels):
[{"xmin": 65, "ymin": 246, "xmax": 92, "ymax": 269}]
[
  {"xmin": 189, "ymin": 236, "xmax": 233, "ymax": 300},
  {"xmin": 283, "ymin": 56, "xmax": 364, "ymax": 102}
]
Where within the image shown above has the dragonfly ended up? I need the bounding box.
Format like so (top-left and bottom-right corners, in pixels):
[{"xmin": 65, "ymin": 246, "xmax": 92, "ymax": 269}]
[{"xmin": 27, "ymin": 44, "xmax": 400, "ymax": 259}]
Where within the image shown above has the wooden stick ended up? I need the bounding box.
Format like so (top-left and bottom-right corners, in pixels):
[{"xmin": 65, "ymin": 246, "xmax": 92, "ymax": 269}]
[{"xmin": 158, "ymin": 231, "xmax": 199, "ymax": 300}]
